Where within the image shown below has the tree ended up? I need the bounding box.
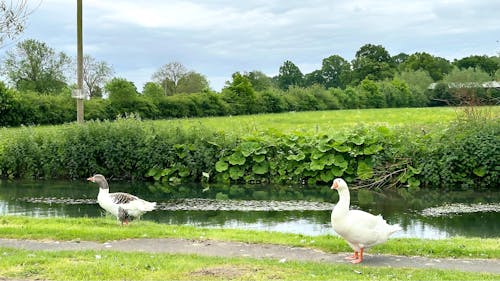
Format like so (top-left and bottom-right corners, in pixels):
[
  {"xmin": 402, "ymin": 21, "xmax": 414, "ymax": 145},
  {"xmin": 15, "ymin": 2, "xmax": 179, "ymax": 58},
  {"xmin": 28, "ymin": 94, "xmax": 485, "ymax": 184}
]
[
  {"xmin": 453, "ymin": 55, "xmax": 499, "ymax": 77},
  {"xmin": 152, "ymin": 61, "xmax": 188, "ymax": 95},
  {"xmin": 0, "ymin": 1, "xmax": 39, "ymax": 48},
  {"xmin": 351, "ymin": 44, "xmax": 395, "ymax": 83},
  {"xmin": 380, "ymin": 79, "xmax": 411, "ymax": 108},
  {"xmin": 105, "ymin": 77, "xmax": 138, "ymax": 102},
  {"xmin": 443, "ymin": 67, "xmax": 491, "ymax": 84},
  {"xmin": 83, "ymin": 55, "xmax": 114, "ymax": 98},
  {"xmin": 277, "ymin": 60, "xmax": 303, "ymax": 90},
  {"xmin": 396, "ymin": 70, "xmax": 433, "ymax": 106},
  {"xmin": 177, "ymin": 71, "xmax": 209, "ymax": 94},
  {"xmin": 2, "ymin": 39, "xmax": 71, "ymax": 94},
  {"xmin": 397, "ymin": 70, "xmax": 433, "ymax": 93},
  {"xmin": 392, "ymin": 52, "xmax": 409, "ymax": 66},
  {"xmin": 0, "ymin": 81, "xmax": 21, "ymax": 126},
  {"xmin": 303, "ymin": 70, "xmax": 324, "ymax": 87},
  {"xmin": 243, "ymin": 70, "xmax": 273, "ymax": 91},
  {"xmin": 401, "ymin": 52, "xmax": 452, "ymax": 81},
  {"xmin": 435, "ymin": 68, "xmax": 491, "ymax": 106},
  {"xmin": 142, "ymin": 82, "xmax": 164, "ymax": 99},
  {"xmin": 105, "ymin": 78, "xmax": 159, "ymax": 117},
  {"xmin": 321, "ymin": 54, "xmax": 351, "ymax": 89},
  {"xmin": 222, "ymin": 72, "xmax": 257, "ymax": 114},
  {"xmin": 359, "ymin": 78, "xmax": 385, "ymax": 108}
]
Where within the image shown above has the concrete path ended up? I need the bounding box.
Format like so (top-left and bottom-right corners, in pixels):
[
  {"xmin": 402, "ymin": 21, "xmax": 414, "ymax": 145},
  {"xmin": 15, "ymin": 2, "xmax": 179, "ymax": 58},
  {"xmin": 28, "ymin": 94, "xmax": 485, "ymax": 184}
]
[{"xmin": 0, "ymin": 238, "xmax": 498, "ymax": 274}]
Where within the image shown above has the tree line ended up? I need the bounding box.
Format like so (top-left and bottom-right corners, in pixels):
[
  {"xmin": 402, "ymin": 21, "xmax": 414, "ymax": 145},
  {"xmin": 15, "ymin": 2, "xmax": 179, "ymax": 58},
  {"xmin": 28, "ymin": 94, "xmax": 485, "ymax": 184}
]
[{"xmin": 1, "ymin": 39, "xmax": 499, "ymax": 126}]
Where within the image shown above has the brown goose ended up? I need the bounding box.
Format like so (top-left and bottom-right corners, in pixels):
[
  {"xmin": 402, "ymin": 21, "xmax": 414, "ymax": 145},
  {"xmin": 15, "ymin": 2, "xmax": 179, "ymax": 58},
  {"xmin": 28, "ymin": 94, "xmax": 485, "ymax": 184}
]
[{"xmin": 87, "ymin": 174, "xmax": 156, "ymax": 225}]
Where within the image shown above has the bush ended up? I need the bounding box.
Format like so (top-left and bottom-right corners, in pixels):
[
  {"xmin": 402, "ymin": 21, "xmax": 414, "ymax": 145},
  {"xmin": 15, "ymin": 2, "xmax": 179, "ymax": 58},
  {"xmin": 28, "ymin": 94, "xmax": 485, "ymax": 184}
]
[
  {"xmin": 156, "ymin": 95, "xmax": 195, "ymax": 118},
  {"xmin": 0, "ymin": 117, "xmax": 233, "ymax": 181},
  {"xmin": 213, "ymin": 126, "xmax": 387, "ymax": 185},
  {"xmin": 0, "ymin": 116, "xmax": 497, "ymax": 190},
  {"xmin": 17, "ymin": 92, "xmax": 75, "ymax": 125},
  {"xmin": 417, "ymin": 118, "xmax": 499, "ymax": 189},
  {"xmin": 187, "ymin": 93, "xmax": 228, "ymax": 117},
  {"xmin": 284, "ymin": 86, "xmax": 322, "ymax": 111},
  {"xmin": 0, "ymin": 83, "xmax": 22, "ymax": 126},
  {"xmin": 256, "ymin": 89, "xmax": 287, "ymax": 113},
  {"xmin": 84, "ymin": 98, "xmax": 113, "ymax": 120}
]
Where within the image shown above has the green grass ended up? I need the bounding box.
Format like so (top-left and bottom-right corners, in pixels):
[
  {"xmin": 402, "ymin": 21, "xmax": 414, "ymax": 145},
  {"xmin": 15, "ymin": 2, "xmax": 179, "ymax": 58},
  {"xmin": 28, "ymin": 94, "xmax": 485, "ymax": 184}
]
[
  {"xmin": 0, "ymin": 247, "xmax": 497, "ymax": 281},
  {"xmin": 153, "ymin": 106, "xmax": 500, "ymax": 134},
  {"xmin": 1, "ymin": 216, "xmax": 498, "ymax": 259},
  {"xmin": 3, "ymin": 106, "xmax": 499, "ymax": 137}
]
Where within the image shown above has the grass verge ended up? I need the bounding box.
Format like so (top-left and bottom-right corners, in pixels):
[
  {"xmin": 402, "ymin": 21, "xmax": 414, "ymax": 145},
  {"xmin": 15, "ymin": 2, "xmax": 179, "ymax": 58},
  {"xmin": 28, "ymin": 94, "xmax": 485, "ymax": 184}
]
[
  {"xmin": 1, "ymin": 216, "xmax": 498, "ymax": 259},
  {"xmin": 0, "ymin": 247, "xmax": 498, "ymax": 281}
]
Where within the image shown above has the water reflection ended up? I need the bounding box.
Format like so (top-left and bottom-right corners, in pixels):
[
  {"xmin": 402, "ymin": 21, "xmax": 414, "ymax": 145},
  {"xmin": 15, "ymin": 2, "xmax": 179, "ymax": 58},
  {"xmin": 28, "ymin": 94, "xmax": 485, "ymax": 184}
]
[{"xmin": 0, "ymin": 179, "xmax": 499, "ymax": 239}]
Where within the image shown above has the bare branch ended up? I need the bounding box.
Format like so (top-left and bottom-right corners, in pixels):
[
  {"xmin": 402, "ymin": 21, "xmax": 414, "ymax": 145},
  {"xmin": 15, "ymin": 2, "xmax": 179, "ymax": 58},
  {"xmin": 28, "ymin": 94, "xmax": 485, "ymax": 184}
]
[
  {"xmin": 0, "ymin": 0, "xmax": 42, "ymax": 48},
  {"xmin": 83, "ymin": 54, "xmax": 114, "ymax": 98},
  {"xmin": 351, "ymin": 158, "xmax": 413, "ymax": 190},
  {"xmin": 152, "ymin": 61, "xmax": 188, "ymax": 95},
  {"xmin": 430, "ymin": 98, "xmax": 451, "ymax": 106}
]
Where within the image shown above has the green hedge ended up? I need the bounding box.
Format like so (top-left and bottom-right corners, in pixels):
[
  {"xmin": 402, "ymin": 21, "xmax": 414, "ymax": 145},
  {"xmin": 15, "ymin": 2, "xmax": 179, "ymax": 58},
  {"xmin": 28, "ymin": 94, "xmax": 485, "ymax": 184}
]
[
  {"xmin": 3, "ymin": 78, "xmax": 500, "ymax": 128},
  {"xmin": 0, "ymin": 117, "xmax": 497, "ymax": 189},
  {"xmin": 0, "ymin": 79, "xmax": 435, "ymax": 127},
  {"xmin": 417, "ymin": 120, "xmax": 499, "ymax": 189},
  {"xmin": 0, "ymin": 117, "xmax": 232, "ymax": 180}
]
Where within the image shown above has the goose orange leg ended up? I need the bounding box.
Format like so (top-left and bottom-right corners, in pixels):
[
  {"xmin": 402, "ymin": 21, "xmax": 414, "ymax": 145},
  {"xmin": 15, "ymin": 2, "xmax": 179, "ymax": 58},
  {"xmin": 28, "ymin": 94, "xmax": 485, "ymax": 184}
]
[
  {"xmin": 345, "ymin": 251, "xmax": 359, "ymax": 260},
  {"xmin": 351, "ymin": 248, "xmax": 364, "ymax": 264}
]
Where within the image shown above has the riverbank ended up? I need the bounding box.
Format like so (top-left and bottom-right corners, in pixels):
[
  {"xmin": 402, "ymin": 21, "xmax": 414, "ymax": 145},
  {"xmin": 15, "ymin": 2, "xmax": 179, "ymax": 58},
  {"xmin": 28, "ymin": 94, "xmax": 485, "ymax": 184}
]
[
  {"xmin": 1, "ymin": 237, "xmax": 499, "ymax": 274},
  {"xmin": 2, "ymin": 107, "xmax": 498, "ymax": 190},
  {"xmin": 1, "ymin": 217, "xmax": 499, "ymax": 280},
  {"xmin": 1, "ymin": 216, "xmax": 499, "ymax": 259}
]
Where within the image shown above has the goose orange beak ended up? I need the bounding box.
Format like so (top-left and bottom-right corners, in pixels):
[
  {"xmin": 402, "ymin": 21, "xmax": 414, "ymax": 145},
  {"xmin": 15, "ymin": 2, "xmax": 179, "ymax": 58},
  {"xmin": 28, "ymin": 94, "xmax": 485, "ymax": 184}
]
[
  {"xmin": 331, "ymin": 181, "xmax": 339, "ymax": 189},
  {"xmin": 87, "ymin": 176, "xmax": 95, "ymax": 182}
]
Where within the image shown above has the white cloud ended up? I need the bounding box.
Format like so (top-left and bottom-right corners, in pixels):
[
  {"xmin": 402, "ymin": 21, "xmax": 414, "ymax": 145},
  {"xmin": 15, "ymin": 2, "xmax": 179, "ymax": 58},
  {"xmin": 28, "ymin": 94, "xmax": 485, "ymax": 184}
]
[{"xmin": 6, "ymin": 0, "xmax": 499, "ymax": 91}]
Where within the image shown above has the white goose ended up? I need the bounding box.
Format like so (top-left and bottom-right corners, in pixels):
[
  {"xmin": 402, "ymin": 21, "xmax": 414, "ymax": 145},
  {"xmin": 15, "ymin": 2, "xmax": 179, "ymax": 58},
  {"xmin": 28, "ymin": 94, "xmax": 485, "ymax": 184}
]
[
  {"xmin": 330, "ymin": 178, "xmax": 402, "ymax": 263},
  {"xmin": 87, "ymin": 174, "xmax": 156, "ymax": 225}
]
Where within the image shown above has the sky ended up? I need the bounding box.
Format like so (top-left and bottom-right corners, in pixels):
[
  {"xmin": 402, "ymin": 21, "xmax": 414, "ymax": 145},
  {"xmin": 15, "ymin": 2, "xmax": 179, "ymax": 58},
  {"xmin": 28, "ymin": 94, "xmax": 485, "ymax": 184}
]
[{"xmin": 5, "ymin": 0, "xmax": 500, "ymax": 91}]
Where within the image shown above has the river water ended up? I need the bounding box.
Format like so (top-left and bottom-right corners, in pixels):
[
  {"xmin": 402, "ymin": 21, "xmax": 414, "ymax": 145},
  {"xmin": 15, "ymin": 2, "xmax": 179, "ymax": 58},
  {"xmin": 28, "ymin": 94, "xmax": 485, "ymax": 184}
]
[{"xmin": 1, "ymin": 179, "xmax": 499, "ymax": 239}]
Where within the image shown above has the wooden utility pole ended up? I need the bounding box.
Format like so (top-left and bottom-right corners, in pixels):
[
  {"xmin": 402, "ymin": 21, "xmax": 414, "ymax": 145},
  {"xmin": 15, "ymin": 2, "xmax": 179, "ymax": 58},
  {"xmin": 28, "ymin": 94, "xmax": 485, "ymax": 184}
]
[{"xmin": 76, "ymin": 0, "xmax": 84, "ymax": 123}]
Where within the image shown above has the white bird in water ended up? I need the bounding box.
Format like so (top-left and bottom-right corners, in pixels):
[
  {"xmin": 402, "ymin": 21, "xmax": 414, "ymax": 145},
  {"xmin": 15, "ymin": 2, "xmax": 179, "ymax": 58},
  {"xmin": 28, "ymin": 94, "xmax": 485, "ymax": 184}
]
[{"xmin": 87, "ymin": 174, "xmax": 156, "ymax": 225}]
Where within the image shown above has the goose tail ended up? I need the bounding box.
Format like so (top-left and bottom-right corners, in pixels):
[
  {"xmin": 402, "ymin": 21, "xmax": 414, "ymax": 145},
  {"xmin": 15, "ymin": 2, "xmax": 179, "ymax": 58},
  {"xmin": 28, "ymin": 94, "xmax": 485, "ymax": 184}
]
[
  {"xmin": 389, "ymin": 224, "xmax": 403, "ymax": 235},
  {"xmin": 138, "ymin": 201, "xmax": 156, "ymax": 212}
]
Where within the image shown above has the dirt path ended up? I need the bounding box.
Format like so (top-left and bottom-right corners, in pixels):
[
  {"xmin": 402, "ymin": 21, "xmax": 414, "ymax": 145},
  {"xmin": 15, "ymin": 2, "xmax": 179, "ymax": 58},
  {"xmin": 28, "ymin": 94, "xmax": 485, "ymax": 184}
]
[{"xmin": 0, "ymin": 238, "xmax": 498, "ymax": 274}]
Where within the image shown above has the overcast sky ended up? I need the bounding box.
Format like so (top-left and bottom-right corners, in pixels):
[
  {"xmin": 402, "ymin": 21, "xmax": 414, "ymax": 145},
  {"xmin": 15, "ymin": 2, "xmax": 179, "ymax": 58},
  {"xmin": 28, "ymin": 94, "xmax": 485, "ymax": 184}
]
[{"xmin": 7, "ymin": 0, "xmax": 500, "ymax": 91}]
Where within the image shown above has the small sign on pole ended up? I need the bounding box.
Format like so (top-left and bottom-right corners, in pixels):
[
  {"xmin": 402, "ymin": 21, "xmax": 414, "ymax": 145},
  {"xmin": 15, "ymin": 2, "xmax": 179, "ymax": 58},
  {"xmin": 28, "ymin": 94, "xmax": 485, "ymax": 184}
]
[{"xmin": 72, "ymin": 89, "xmax": 85, "ymax": 99}]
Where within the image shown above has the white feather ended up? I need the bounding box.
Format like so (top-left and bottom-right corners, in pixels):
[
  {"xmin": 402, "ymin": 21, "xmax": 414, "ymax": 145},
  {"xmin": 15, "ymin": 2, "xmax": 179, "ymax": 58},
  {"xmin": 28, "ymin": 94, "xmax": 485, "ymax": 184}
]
[
  {"xmin": 89, "ymin": 174, "xmax": 156, "ymax": 223},
  {"xmin": 331, "ymin": 178, "xmax": 402, "ymax": 253},
  {"xmin": 98, "ymin": 188, "xmax": 156, "ymax": 218}
]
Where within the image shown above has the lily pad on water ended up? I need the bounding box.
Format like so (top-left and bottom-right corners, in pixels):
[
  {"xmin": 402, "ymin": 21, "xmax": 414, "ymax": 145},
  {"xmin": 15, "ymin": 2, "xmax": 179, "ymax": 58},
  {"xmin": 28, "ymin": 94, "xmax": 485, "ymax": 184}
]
[
  {"xmin": 421, "ymin": 203, "xmax": 500, "ymax": 217},
  {"xmin": 155, "ymin": 198, "xmax": 335, "ymax": 211}
]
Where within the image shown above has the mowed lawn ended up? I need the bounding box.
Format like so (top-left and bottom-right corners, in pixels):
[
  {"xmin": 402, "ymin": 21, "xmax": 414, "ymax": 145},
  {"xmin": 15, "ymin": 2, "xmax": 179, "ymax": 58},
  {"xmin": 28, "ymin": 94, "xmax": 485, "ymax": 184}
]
[{"xmin": 150, "ymin": 106, "xmax": 499, "ymax": 134}]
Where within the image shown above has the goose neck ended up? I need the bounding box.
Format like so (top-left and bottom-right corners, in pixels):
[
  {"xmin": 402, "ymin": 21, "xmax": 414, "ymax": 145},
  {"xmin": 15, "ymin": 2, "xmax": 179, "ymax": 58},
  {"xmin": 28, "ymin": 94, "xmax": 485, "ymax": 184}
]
[
  {"xmin": 333, "ymin": 187, "xmax": 350, "ymax": 213},
  {"xmin": 98, "ymin": 187, "xmax": 109, "ymax": 195}
]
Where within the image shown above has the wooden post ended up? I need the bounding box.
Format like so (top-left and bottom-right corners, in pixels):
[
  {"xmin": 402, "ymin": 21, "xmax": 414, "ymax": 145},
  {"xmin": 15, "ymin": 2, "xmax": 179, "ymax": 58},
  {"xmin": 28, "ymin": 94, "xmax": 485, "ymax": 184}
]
[{"xmin": 76, "ymin": 0, "xmax": 84, "ymax": 123}]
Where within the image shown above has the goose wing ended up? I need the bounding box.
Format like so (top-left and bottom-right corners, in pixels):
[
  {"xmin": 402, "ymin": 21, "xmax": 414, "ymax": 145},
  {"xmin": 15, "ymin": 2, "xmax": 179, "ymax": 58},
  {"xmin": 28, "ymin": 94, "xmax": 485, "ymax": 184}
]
[{"xmin": 109, "ymin": 192, "xmax": 139, "ymax": 205}]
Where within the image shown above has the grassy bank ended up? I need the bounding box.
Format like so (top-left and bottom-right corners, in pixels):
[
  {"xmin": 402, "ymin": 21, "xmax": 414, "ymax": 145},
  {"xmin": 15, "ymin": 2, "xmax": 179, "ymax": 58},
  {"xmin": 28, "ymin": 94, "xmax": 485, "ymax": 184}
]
[
  {"xmin": 0, "ymin": 217, "xmax": 498, "ymax": 280},
  {"xmin": 1, "ymin": 216, "xmax": 498, "ymax": 259},
  {"xmin": 1, "ymin": 106, "xmax": 498, "ymax": 189},
  {"xmin": 0, "ymin": 247, "xmax": 497, "ymax": 281}
]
